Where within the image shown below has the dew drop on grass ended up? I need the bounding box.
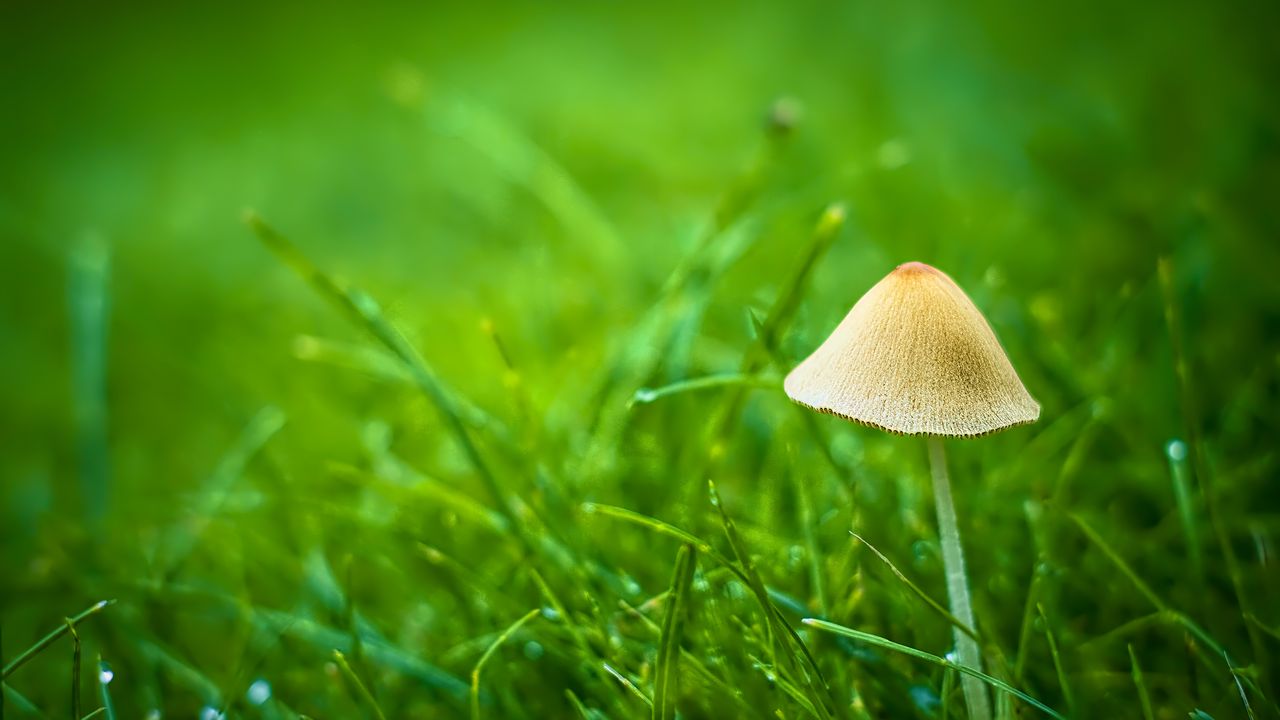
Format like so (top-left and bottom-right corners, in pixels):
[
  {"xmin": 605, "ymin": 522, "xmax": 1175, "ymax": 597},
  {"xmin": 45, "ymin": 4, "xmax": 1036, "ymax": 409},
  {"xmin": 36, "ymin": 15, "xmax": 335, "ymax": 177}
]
[
  {"xmin": 540, "ymin": 605, "xmax": 560, "ymax": 621},
  {"xmin": 523, "ymin": 640, "xmax": 544, "ymax": 660},
  {"xmin": 247, "ymin": 678, "xmax": 272, "ymax": 706},
  {"xmin": 944, "ymin": 651, "xmax": 958, "ymax": 664},
  {"xmin": 1166, "ymin": 439, "xmax": 1188, "ymax": 462},
  {"xmin": 911, "ymin": 540, "xmax": 932, "ymax": 565},
  {"xmin": 788, "ymin": 545, "xmax": 804, "ymax": 569},
  {"xmin": 201, "ymin": 707, "xmax": 226, "ymax": 720},
  {"xmin": 632, "ymin": 388, "xmax": 657, "ymax": 404},
  {"xmin": 99, "ymin": 663, "xmax": 114, "ymax": 685}
]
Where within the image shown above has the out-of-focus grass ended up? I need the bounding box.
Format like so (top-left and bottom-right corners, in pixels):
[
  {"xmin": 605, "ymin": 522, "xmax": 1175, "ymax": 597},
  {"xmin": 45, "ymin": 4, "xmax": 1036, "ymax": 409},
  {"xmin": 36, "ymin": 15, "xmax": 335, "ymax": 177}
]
[{"xmin": 2, "ymin": 1, "xmax": 1279, "ymax": 718}]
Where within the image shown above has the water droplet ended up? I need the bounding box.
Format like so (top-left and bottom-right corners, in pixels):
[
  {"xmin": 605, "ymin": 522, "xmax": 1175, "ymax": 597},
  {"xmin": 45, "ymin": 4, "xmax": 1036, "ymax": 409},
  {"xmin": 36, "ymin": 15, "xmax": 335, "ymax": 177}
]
[
  {"xmin": 633, "ymin": 388, "xmax": 657, "ymax": 404},
  {"xmin": 99, "ymin": 666, "xmax": 114, "ymax": 685},
  {"xmin": 912, "ymin": 540, "xmax": 932, "ymax": 564},
  {"xmin": 247, "ymin": 679, "xmax": 271, "ymax": 706},
  {"xmin": 1166, "ymin": 439, "xmax": 1187, "ymax": 462},
  {"xmin": 540, "ymin": 605, "xmax": 560, "ymax": 621},
  {"xmin": 944, "ymin": 651, "xmax": 958, "ymax": 664},
  {"xmin": 523, "ymin": 641, "xmax": 544, "ymax": 660},
  {"xmin": 200, "ymin": 707, "xmax": 225, "ymax": 720},
  {"xmin": 788, "ymin": 545, "xmax": 805, "ymax": 568}
]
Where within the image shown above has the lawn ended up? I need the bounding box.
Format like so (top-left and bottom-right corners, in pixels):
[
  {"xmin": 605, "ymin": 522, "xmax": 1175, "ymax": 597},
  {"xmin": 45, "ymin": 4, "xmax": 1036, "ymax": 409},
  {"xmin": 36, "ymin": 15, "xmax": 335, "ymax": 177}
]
[{"xmin": 2, "ymin": 1, "xmax": 1279, "ymax": 718}]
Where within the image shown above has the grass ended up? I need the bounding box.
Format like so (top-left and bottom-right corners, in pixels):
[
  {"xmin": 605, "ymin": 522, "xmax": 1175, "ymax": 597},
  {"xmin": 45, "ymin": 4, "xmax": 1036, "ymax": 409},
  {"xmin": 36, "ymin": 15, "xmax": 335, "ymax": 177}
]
[{"xmin": 3, "ymin": 1, "xmax": 1280, "ymax": 718}]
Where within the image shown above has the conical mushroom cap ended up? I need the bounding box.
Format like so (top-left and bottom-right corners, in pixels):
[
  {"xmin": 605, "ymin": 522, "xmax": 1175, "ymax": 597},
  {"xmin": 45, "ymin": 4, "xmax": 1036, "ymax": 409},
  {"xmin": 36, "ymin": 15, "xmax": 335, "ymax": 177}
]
[{"xmin": 784, "ymin": 262, "xmax": 1039, "ymax": 437}]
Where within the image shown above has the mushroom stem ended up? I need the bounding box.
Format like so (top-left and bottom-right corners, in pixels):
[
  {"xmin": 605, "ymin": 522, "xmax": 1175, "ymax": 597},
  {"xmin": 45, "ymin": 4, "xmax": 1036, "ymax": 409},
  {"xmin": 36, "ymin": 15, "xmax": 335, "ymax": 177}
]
[{"xmin": 927, "ymin": 437, "xmax": 992, "ymax": 720}]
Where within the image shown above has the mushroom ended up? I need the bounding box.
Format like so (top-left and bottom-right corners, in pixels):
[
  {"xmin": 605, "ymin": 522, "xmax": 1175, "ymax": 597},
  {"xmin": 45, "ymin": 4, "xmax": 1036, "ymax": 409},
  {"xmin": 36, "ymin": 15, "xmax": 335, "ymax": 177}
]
[{"xmin": 785, "ymin": 261, "xmax": 1039, "ymax": 720}]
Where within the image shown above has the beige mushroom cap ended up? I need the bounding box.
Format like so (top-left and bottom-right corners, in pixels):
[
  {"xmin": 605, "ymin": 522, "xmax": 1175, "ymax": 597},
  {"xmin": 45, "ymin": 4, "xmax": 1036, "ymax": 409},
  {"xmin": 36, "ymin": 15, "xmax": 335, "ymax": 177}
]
[{"xmin": 784, "ymin": 262, "xmax": 1039, "ymax": 437}]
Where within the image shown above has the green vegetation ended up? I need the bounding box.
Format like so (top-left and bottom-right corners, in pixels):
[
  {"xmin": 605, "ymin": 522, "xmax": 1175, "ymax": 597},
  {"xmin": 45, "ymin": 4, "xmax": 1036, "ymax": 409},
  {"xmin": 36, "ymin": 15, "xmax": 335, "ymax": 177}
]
[{"xmin": 2, "ymin": 1, "xmax": 1278, "ymax": 718}]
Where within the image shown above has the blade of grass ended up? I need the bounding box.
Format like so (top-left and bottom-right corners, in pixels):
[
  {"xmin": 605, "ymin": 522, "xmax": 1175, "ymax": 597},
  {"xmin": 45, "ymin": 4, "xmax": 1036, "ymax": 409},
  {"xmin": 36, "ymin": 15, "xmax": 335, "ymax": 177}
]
[
  {"xmin": 582, "ymin": 503, "xmax": 722, "ymax": 560},
  {"xmin": 602, "ymin": 663, "xmax": 653, "ymax": 710},
  {"xmin": 617, "ymin": 598, "xmax": 761, "ymax": 719},
  {"xmin": 246, "ymin": 213, "xmax": 534, "ymax": 553},
  {"xmin": 470, "ymin": 609, "xmax": 539, "ymax": 720},
  {"xmin": 1067, "ymin": 513, "xmax": 1168, "ymax": 611},
  {"xmin": 580, "ymin": 113, "xmax": 796, "ymax": 483},
  {"xmin": 250, "ymin": 608, "xmax": 469, "ymax": 701},
  {"xmin": 801, "ymin": 619, "xmax": 1063, "ymax": 719},
  {"xmin": 1035, "ymin": 604, "xmax": 1073, "ymax": 715},
  {"xmin": 851, "ymin": 532, "xmax": 978, "ymax": 641},
  {"xmin": 1226, "ymin": 650, "xmax": 1257, "ymax": 720},
  {"xmin": 1013, "ymin": 567, "xmax": 1043, "ymax": 684},
  {"xmin": 1127, "ymin": 645, "xmax": 1154, "ymax": 720},
  {"xmin": 709, "ymin": 481, "xmax": 835, "ymax": 720},
  {"xmin": 1, "ymin": 684, "xmax": 46, "ymax": 719},
  {"xmin": 1160, "ymin": 257, "xmax": 1271, "ymax": 697},
  {"xmin": 795, "ymin": 470, "xmax": 827, "ymax": 618},
  {"xmin": 296, "ymin": 335, "xmax": 521, "ymax": 453},
  {"xmin": 1165, "ymin": 439, "xmax": 1203, "ymax": 582},
  {"xmin": 751, "ymin": 202, "xmax": 847, "ymax": 360},
  {"xmin": 653, "ymin": 544, "xmax": 697, "ymax": 720},
  {"xmin": 565, "ymin": 689, "xmax": 594, "ymax": 720},
  {"xmin": 68, "ymin": 233, "xmax": 111, "ymax": 524},
  {"xmin": 65, "ymin": 620, "xmax": 81, "ymax": 720},
  {"xmin": 432, "ymin": 98, "xmax": 625, "ymax": 270},
  {"xmin": 158, "ymin": 406, "xmax": 285, "ymax": 577},
  {"xmin": 3, "ymin": 601, "xmax": 114, "ymax": 680},
  {"xmin": 585, "ymin": 497, "xmax": 840, "ymax": 700},
  {"xmin": 680, "ymin": 202, "xmax": 847, "ymax": 508},
  {"xmin": 97, "ymin": 658, "xmax": 115, "ymax": 720},
  {"xmin": 630, "ymin": 373, "xmax": 780, "ymax": 408},
  {"xmin": 1067, "ymin": 512, "xmax": 1253, "ymax": 698},
  {"xmin": 332, "ymin": 650, "xmax": 387, "ymax": 720},
  {"xmin": 746, "ymin": 653, "xmax": 820, "ymax": 717}
]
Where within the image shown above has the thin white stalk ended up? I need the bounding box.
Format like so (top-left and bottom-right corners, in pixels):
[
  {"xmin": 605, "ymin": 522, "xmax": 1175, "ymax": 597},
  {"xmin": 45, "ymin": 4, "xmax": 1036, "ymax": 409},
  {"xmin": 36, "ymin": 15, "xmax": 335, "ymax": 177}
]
[{"xmin": 928, "ymin": 437, "xmax": 992, "ymax": 720}]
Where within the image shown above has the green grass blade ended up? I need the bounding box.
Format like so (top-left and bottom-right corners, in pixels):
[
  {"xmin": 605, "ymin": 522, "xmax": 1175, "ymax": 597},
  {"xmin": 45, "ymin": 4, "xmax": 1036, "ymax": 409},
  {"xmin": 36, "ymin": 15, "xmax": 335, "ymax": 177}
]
[
  {"xmin": 752, "ymin": 202, "xmax": 847, "ymax": 356},
  {"xmin": 159, "ymin": 406, "xmax": 285, "ymax": 577},
  {"xmin": 1035, "ymin": 604, "xmax": 1073, "ymax": 714},
  {"xmin": 653, "ymin": 544, "xmax": 697, "ymax": 720},
  {"xmin": 3, "ymin": 601, "xmax": 114, "ymax": 680},
  {"xmin": 710, "ymin": 482, "xmax": 834, "ymax": 719},
  {"xmin": 602, "ymin": 662, "xmax": 653, "ymax": 709},
  {"xmin": 630, "ymin": 373, "xmax": 780, "ymax": 408},
  {"xmin": 1126, "ymin": 645, "xmax": 1154, "ymax": 720},
  {"xmin": 470, "ymin": 609, "xmax": 540, "ymax": 720},
  {"xmin": 2, "ymin": 683, "xmax": 47, "ymax": 719},
  {"xmin": 582, "ymin": 503, "xmax": 721, "ymax": 558},
  {"xmin": 801, "ymin": 619, "xmax": 1064, "ymax": 719},
  {"xmin": 332, "ymin": 650, "xmax": 387, "ymax": 720},
  {"xmin": 68, "ymin": 233, "xmax": 111, "ymax": 524},
  {"xmin": 1067, "ymin": 513, "xmax": 1166, "ymax": 611},
  {"xmin": 565, "ymin": 689, "xmax": 594, "ymax": 720},
  {"xmin": 65, "ymin": 619, "xmax": 81, "ymax": 720},
  {"xmin": 245, "ymin": 213, "xmax": 525, "ymax": 539},
  {"xmin": 1225, "ymin": 651, "xmax": 1258, "ymax": 720},
  {"xmin": 852, "ymin": 532, "xmax": 978, "ymax": 641},
  {"xmin": 432, "ymin": 98, "xmax": 625, "ymax": 270},
  {"xmin": 97, "ymin": 658, "xmax": 116, "ymax": 720},
  {"xmin": 251, "ymin": 608, "xmax": 469, "ymax": 700}
]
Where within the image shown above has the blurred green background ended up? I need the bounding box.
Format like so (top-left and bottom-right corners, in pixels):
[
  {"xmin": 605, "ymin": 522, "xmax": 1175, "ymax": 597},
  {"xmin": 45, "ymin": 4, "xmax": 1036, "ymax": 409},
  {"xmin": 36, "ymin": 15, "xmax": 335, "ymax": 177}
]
[{"xmin": 3, "ymin": 1, "xmax": 1279, "ymax": 718}]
